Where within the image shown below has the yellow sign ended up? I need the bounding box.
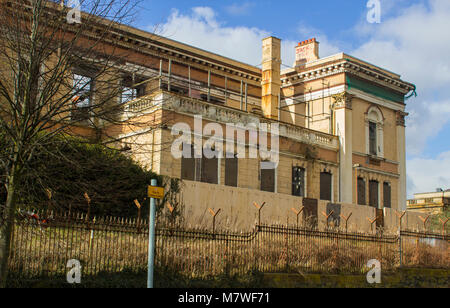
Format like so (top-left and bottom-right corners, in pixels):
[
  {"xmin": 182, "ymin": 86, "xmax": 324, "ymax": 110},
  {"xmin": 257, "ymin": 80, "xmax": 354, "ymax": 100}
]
[{"xmin": 147, "ymin": 186, "xmax": 164, "ymax": 199}]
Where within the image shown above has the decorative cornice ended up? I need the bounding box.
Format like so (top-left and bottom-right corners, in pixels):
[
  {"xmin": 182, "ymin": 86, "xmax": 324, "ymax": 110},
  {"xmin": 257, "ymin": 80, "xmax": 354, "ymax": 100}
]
[
  {"xmin": 347, "ymin": 88, "xmax": 405, "ymax": 111},
  {"xmin": 281, "ymin": 59, "xmax": 414, "ymax": 96},
  {"xmin": 353, "ymin": 165, "xmax": 400, "ymax": 179},
  {"xmin": 78, "ymin": 22, "xmax": 262, "ymax": 84},
  {"xmin": 281, "ymin": 62, "xmax": 346, "ymax": 86}
]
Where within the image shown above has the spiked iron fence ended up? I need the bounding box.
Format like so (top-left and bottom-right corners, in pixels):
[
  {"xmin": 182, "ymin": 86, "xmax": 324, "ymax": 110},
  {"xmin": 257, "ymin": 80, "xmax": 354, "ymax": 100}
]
[{"xmin": 7, "ymin": 210, "xmax": 450, "ymax": 281}]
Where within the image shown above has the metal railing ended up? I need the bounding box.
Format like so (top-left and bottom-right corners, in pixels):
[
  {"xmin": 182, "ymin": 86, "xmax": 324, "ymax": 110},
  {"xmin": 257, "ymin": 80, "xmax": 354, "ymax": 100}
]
[
  {"xmin": 8, "ymin": 210, "xmax": 449, "ymax": 281},
  {"xmin": 120, "ymin": 76, "xmax": 339, "ymax": 149}
]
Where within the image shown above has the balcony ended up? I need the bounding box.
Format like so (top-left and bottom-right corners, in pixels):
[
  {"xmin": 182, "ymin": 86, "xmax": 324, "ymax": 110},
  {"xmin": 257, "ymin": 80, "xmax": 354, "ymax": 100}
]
[{"xmin": 122, "ymin": 85, "xmax": 339, "ymax": 151}]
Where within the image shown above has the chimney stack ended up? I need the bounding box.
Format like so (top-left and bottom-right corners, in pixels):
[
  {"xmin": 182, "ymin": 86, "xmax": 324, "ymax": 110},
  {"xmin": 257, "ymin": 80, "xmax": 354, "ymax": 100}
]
[
  {"xmin": 261, "ymin": 36, "xmax": 281, "ymax": 120},
  {"xmin": 295, "ymin": 38, "xmax": 319, "ymax": 67}
]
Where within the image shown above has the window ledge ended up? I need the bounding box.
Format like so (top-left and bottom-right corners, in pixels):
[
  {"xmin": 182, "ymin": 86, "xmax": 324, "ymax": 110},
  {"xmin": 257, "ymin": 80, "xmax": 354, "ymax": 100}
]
[{"xmin": 367, "ymin": 155, "xmax": 384, "ymax": 166}]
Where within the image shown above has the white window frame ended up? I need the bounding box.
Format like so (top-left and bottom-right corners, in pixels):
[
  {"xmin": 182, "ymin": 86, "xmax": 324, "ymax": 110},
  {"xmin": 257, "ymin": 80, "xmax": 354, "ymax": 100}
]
[{"xmin": 365, "ymin": 106, "xmax": 384, "ymax": 158}]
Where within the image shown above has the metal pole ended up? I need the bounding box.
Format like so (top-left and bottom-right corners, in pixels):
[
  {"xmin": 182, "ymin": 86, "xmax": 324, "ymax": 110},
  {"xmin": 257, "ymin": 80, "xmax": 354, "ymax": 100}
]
[
  {"xmin": 224, "ymin": 76, "xmax": 228, "ymax": 102},
  {"xmin": 188, "ymin": 65, "xmax": 191, "ymax": 97},
  {"xmin": 159, "ymin": 59, "xmax": 162, "ymax": 89},
  {"xmin": 244, "ymin": 82, "xmax": 248, "ymax": 111},
  {"xmin": 208, "ymin": 70, "xmax": 211, "ymax": 102},
  {"xmin": 147, "ymin": 179, "xmax": 157, "ymax": 288},
  {"xmin": 240, "ymin": 80, "xmax": 243, "ymax": 110},
  {"xmin": 168, "ymin": 59, "xmax": 172, "ymax": 92},
  {"xmin": 278, "ymin": 94, "xmax": 281, "ymax": 120},
  {"xmin": 398, "ymin": 228, "xmax": 402, "ymax": 267}
]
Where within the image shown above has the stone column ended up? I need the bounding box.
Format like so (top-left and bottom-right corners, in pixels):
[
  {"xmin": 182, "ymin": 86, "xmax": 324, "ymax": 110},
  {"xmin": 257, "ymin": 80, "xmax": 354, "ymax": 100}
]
[
  {"xmin": 333, "ymin": 92, "xmax": 353, "ymax": 203},
  {"xmin": 396, "ymin": 111, "xmax": 408, "ymax": 211}
]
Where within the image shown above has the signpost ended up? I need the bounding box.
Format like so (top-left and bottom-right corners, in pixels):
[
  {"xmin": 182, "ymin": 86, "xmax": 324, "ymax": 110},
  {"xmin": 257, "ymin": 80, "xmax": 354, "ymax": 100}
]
[
  {"xmin": 147, "ymin": 179, "xmax": 164, "ymax": 288},
  {"xmin": 148, "ymin": 186, "xmax": 164, "ymax": 199}
]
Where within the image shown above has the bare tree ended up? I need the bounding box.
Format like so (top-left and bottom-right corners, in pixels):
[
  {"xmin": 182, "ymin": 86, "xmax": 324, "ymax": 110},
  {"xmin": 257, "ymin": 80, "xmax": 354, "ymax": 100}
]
[{"xmin": 0, "ymin": 0, "xmax": 175, "ymax": 286}]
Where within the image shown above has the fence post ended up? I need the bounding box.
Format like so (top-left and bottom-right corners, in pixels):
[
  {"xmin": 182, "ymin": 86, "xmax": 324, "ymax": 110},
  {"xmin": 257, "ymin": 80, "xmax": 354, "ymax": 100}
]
[
  {"xmin": 339, "ymin": 212, "xmax": 352, "ymax": 233},
  {"xmin": 84, "ymin": 192, "xmax": 91, "ymax": 222},
  {"xmin": 134, "ymin": 199, "xmax": 142, "ymax": 232},
  {"xmin": 166, "ymin": 202, "xmax": 176, "ymax": 228},
  {"xmin": 395, "ymin": 211, "xmax": 406, "ymax": 267},
  {"xmin": 321, "ymin": 210, "xmax": 334, "ymax": 230},
  {"xmin": 284, "ymin": 222, "xmax": 289, "ymax": 271},
  {"xmin": 225, "ymin": 231, "xmax": 230, "ymax": 277},
  {"xmin": 89, "ymin": 217, "xmax": 96, "ymax": 259},
  {"xmin": 367, "ymin": 216, "xmax": 377, "ymax": 234},
  {"xmin": 208, "ymin": 208, "xmax": 221, "ymax": 235},
  {"xmin": 439, "ymin": 218, "xmax": 449, "ymax": 238},
  {"xmin": 253, "ymin": 202, "xmax": 266, "ymax": 226},
  {"xmin": 291, "ymin": 206, "xmax": 304, "ymax": 229},
  {"xmin": 418, "ymin": 215, "xmax": 430, "ymax": 233}
]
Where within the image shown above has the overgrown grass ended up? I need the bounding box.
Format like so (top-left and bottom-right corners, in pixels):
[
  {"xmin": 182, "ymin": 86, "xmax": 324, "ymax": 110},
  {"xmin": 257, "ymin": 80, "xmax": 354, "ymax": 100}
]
[{"xmin": 8, "ymin": 219, "xmax": 449, "ymax": 286}]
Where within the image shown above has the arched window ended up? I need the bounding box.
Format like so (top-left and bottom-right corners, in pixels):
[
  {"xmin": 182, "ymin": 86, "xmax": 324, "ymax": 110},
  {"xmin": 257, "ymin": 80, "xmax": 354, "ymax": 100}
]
[{"xmin": 365, "ymin": 106, "xmax": 384, "ymax": 158}]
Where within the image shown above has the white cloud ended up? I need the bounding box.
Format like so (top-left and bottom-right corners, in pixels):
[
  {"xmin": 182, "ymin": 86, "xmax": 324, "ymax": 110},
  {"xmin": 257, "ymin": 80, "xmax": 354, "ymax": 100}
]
[
  {"xmin": 352, "ymin": 0, "xmax": 450, "ymax": 157},
  {"xmin": 406, "ymin": 99, "xmax": 450, "ymax": 155},
  {"xmin": 353, "ymin": 0, "xmax": 450, "ymax": 91},
  {"xmin": 151, "ymin": 7, "xmax": 340, "ymax": 69},
  {"xmin": 407, "ymin": 151, "xmax": 450, "ymax": 197},
  {"xmin": 153, "ymin": 7, "xmax": 269, "ymax": 66},
  {"xmin": 225, "ymin": 2, "xmax": 255, "ymax": 16}
]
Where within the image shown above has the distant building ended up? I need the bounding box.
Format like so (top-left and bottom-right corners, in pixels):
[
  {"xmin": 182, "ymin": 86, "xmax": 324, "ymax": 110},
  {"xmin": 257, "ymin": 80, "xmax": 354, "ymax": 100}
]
[{"xmin": 407, "ymin": 189, "xmax": 450, "ymax": 214}]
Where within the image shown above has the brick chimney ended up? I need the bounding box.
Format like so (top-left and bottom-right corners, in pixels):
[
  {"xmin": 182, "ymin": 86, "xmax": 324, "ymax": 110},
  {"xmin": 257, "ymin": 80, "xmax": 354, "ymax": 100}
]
[
  {"xmin": 261, "ymin": 36, "xmax": 281, "ymax": 120},
  {"xmin": 295, "ymin": 38, "xmax": 319, "ymax": 67}
]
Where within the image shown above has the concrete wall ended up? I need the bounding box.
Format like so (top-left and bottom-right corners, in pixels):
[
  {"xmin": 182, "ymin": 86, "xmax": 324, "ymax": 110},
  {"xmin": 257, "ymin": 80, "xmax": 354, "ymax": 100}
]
[
  {"xmin": 383, "ymin": 207, "xmax": 431, "ymax": 232},
  {"xmin": 148, "ymin": 117, "xmax": 340, "ymax": 200},
  {"xmin": 177, "ymin": 180, "xmax": 426, "ymax": 234}
]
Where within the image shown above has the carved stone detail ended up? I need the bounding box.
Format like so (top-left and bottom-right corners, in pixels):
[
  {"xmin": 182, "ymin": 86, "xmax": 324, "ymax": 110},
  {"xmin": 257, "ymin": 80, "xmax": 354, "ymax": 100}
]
[
  {"xmin": 396, "ymin": 111, "xmax": 408, "ymax": 127},
  {"xmin": 332, "ymin": 92, "xmax": 353, "ymax": 110}
]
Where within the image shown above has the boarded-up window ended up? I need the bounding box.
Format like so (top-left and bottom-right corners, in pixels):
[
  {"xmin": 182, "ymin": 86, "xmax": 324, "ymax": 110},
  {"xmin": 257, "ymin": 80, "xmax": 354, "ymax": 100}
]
[
  {"xmin": 225, "ymin": 155, "xmax": 238, "ymax": 187},
  {"xmin": 201, "ymin": 155, "xmax": 218, "ymax": 184},
  {"xmin": 320, "ymin": 172, "xmax": 332, "ymax": 201},
  {"xmin": 357, "ymin": 177, "xmax": 366, "ymax": 205},
  {"xmin": 376, "ymin": 209, "xmax": 384, "ymax": 229},
  {"xmin": 303, "ymin": 198, "xmax": 318, "ymax": 229},
  {"xmin": 181, "ymin": 144, "xmax": 195, "ymax": 181},
  {"xmin": 369, "ymin": 180, "xmax": 379, "ymax": 208},
  {"xmin": 369, "ymin": 121, "xmax": 377, "ymax": 155},
  {"xmin": 383, "ymin": 182, "xmax": 391, "ymax": 208},
  {"xmin": 292, "ymin": 167, "xmax": 305, "ymax": 197},
  {"xmin": 261, "ymin": 164, "xmax": 275, "ymax": 192},
  {"xmin": 326, "ymin": 203, "xmax": 341, "ymax": 227}
]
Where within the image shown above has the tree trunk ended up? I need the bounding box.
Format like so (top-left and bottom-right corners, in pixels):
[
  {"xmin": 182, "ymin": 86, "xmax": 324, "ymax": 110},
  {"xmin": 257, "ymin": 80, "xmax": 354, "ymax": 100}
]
[{"xmin": 0, "ymin": 162, "xmax": 20, "ymax": 288}]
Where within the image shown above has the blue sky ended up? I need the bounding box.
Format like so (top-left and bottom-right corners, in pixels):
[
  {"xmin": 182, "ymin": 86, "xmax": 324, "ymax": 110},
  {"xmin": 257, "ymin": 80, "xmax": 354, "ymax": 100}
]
[{"xmin": 131, "ymin": 0, "xmax": 450, "ymax": 197}]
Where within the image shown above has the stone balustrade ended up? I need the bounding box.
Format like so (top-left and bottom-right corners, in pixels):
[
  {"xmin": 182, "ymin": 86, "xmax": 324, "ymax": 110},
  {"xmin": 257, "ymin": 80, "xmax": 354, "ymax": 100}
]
[{"xmin": 123, "ymin": 91, "xmax": 339, "ymax": 150}]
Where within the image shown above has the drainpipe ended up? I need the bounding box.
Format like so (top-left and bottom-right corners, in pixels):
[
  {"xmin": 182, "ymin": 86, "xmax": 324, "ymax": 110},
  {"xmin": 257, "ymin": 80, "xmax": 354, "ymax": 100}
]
[
  {"xmin": 168, "ymin": 59, "xmax": 172, "ymax": 92},
  {"xmin": 159, "ymin": 59, "xmax": 162, "ymax": 89},
  {"xmin": 240, "ymin": 80, "xmax": 243, "ymax": 110},
  {"xmin": 244, "ymin": 82, "xmax": 248, "ymax": 111},
  {"xmin": 208, "ymin": 70, "xmax": 211, "ymax": 102},
  {"xmin": 188, "ymin": 65, "xmax": 191, "ymax": 97}
]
